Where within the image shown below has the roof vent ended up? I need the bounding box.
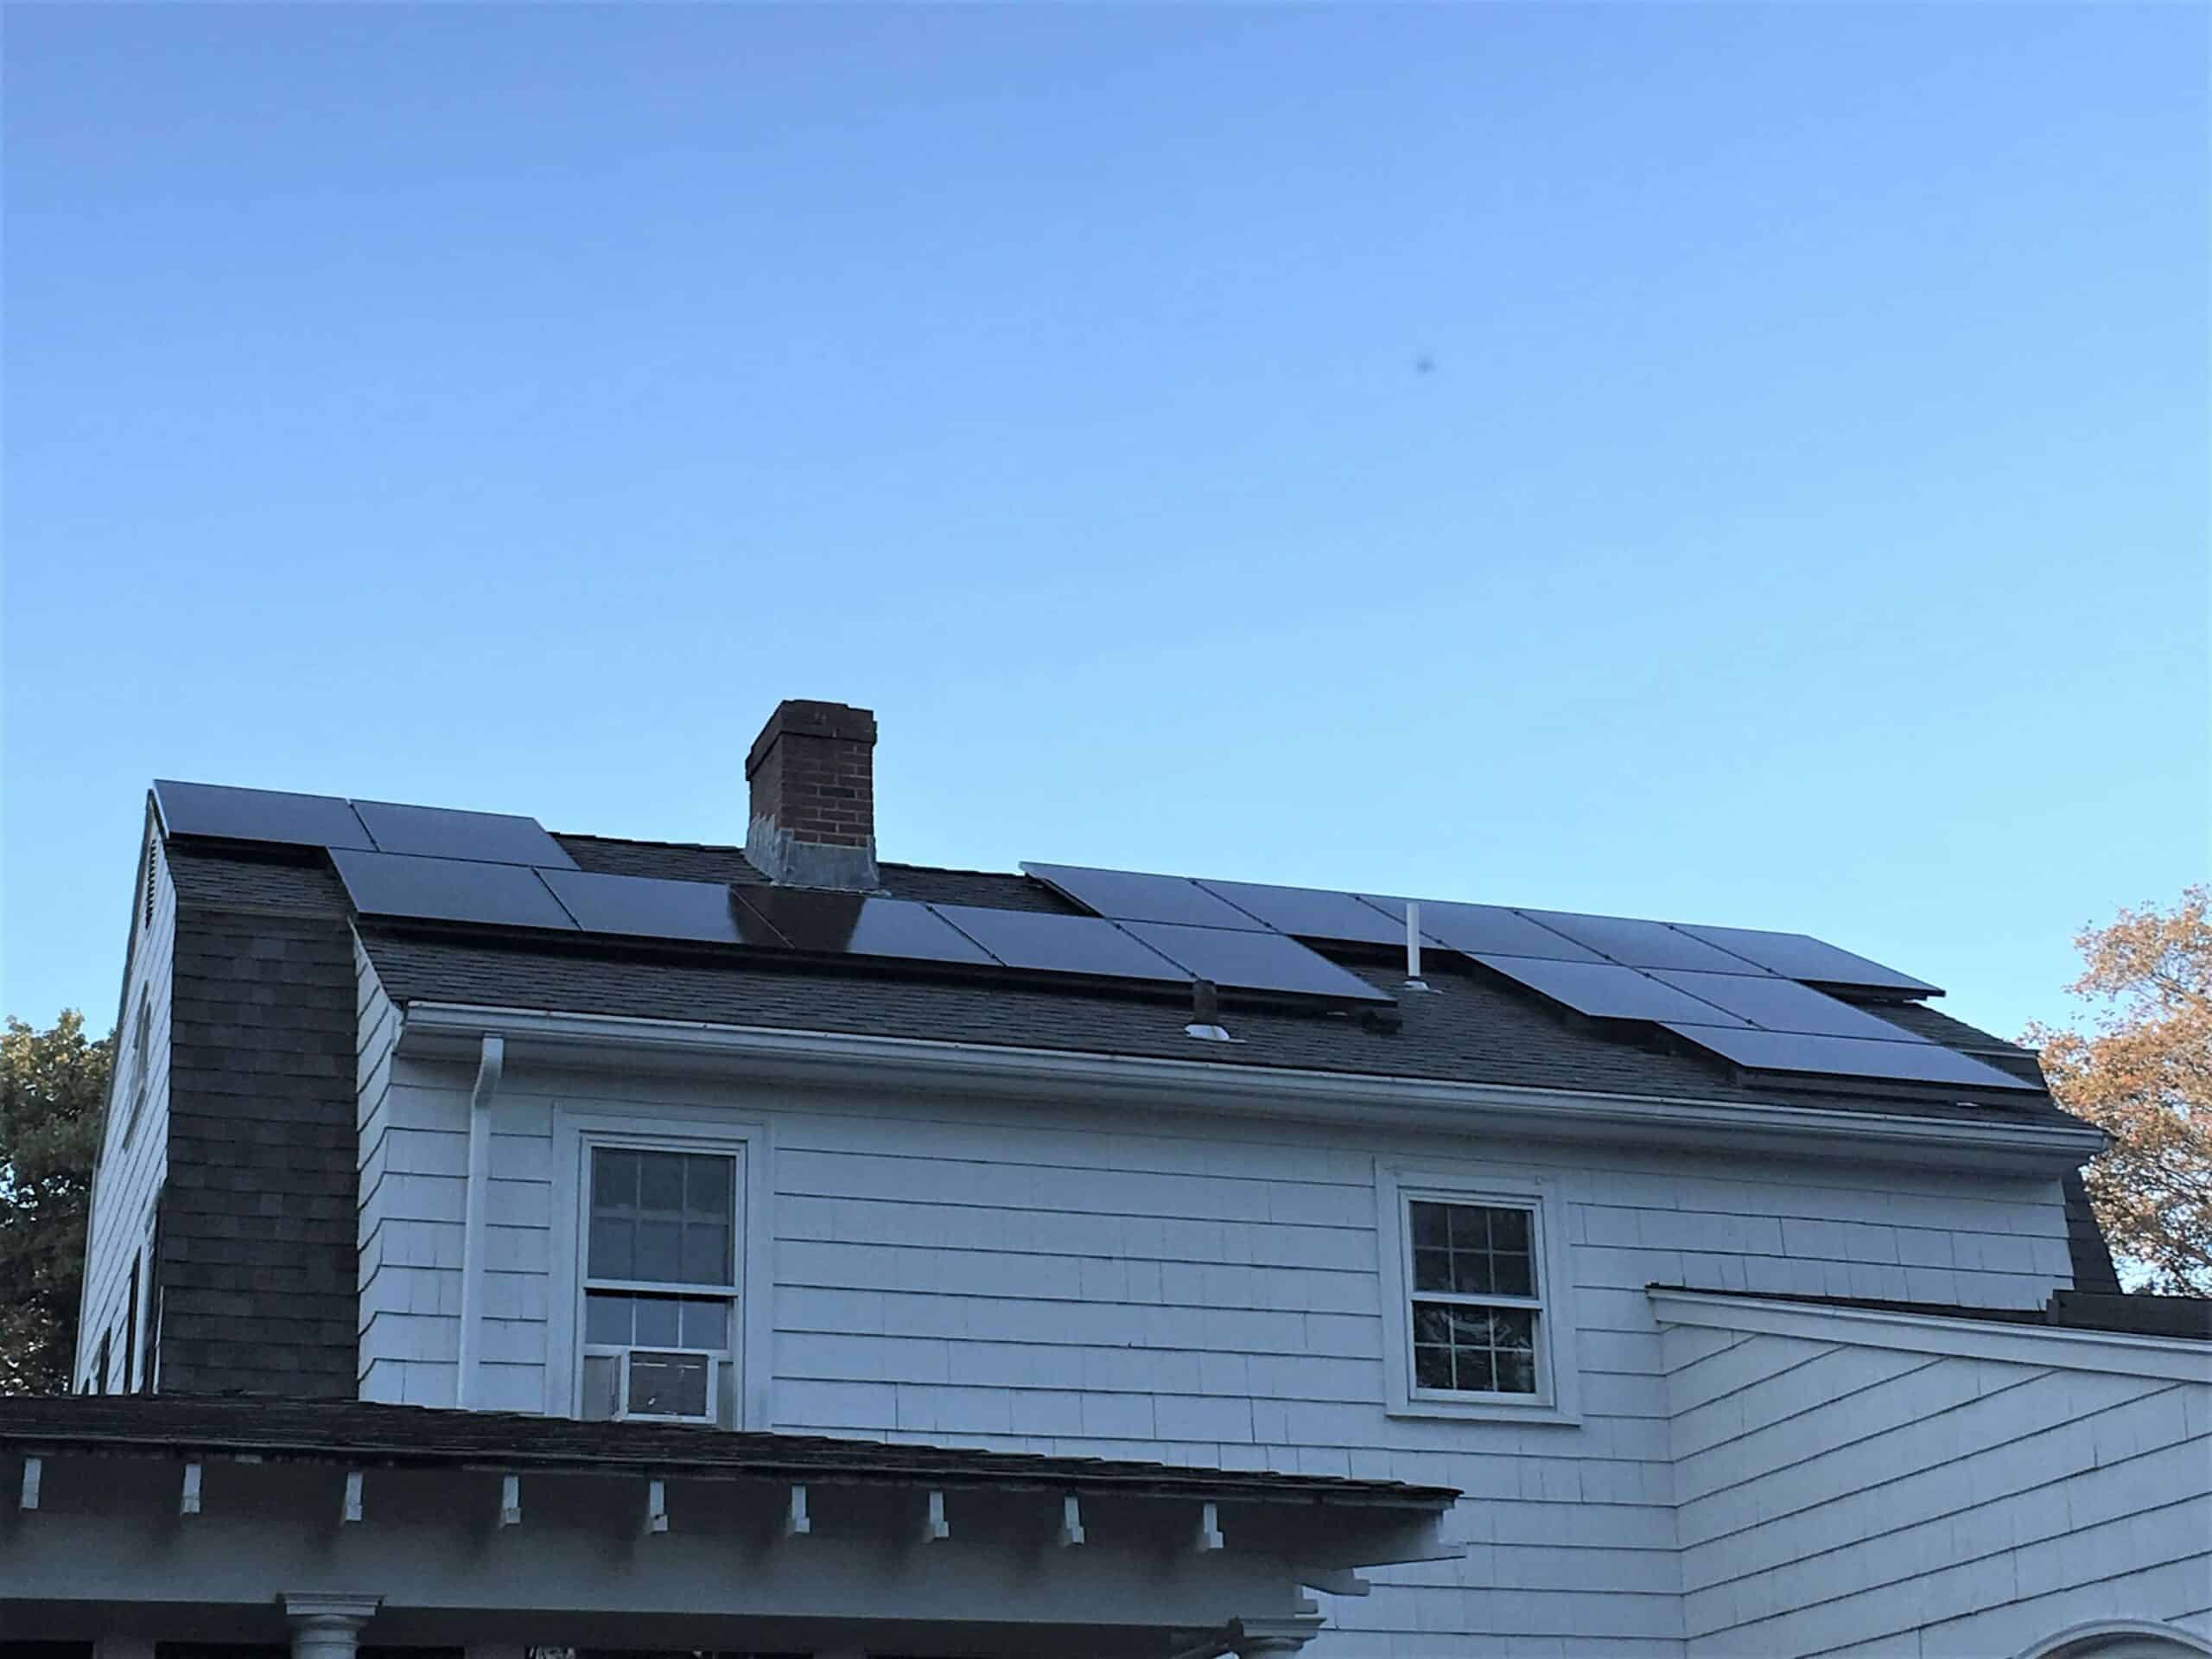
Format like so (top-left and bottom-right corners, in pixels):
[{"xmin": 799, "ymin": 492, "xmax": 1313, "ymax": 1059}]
[
  {"xmin": 1402, "ymin": 900, "xmax": 1435, "ymax": 992},
  {"xmin": 1185, "ymin": 979, "xmax": 1237, "ymax": 1043}
]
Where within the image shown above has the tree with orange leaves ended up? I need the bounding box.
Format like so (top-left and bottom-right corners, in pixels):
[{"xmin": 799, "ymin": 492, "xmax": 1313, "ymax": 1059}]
[{"xmin": 2025, "ymin": 887, "xmax": 2210, "ymax": 1294}]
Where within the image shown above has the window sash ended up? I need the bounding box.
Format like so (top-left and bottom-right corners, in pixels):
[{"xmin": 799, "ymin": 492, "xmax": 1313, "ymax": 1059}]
[
  {"xmin": 586, "ymin": 1146, "xmax": 739, "ymax": 1289},
  {"xmin": 1403, "ymin": 1197, "xmax": 1547, "ymax": 1400},
  {"xmin": 1407, "ymin": 1197, "xmax": 1539, "ymax": 1300},
  {"xmin": 581, "ymin": 1274, "xmax": 740, "ymax": 1298}
]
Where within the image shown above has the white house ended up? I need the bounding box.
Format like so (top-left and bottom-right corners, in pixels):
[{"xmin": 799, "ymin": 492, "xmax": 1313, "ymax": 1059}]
[{"xmin": 8, "ymin": 698, "xmax": 2208, "ymax": 1659}]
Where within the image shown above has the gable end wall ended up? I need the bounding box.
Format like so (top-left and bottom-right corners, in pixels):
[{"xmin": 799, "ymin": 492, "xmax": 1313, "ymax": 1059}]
[{"xmin": 75, "ymin": 832, "xmax": 175, "ymax": 1392}]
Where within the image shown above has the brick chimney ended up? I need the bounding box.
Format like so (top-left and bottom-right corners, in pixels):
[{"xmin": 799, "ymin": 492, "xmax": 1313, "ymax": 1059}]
[{"xmin": 745, "ymin": 699, "xmax": 879, "ymax": 889}]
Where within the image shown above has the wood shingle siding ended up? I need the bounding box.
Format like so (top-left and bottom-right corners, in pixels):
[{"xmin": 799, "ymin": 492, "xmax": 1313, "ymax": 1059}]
[
  {"xmin": 75, "ymin": 833, "xmax": 174, "ymax": 1393},
  {"xmin": 345, "ymin": 1041, "xmax": 2090, "ymax": 1655},
  {"xmin": 1663, "ymin": 1320, "xmax": 2212, "ymax": 1656}
]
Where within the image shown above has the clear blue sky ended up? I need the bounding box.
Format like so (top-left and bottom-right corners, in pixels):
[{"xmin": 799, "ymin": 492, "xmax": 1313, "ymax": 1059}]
[{"xmin": 4, "ymin": 5, "xmax": 2204, "ymax": 1046}]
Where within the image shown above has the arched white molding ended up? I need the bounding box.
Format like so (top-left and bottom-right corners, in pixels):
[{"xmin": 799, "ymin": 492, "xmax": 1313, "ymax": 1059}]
[{"xmin": 2017, "ymin": 1621, "xmax": 2212, "ymax": 1659}]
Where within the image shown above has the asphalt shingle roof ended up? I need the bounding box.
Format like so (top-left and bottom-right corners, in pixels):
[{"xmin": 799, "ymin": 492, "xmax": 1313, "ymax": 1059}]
[
  {"xmin": 164, "ymin": 832, "xmax": 2071, "ymax": 1128},
  {"xmin": 150, "ymin": 823, "xmax": 2120, "ymax": 1325},
  {"xmin": 352, "ymin": 927, "xmax": 2065, "ymax": 1125}
]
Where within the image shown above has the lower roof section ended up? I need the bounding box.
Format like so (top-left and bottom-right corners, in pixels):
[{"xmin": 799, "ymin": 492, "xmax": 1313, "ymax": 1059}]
[
  {"xmin": 1649, "ymin": 1285, "xmax": 2212, "ymax": 1383},
  {"xmin": 1653, "ymin": 1283, "xmax": 2212, "ymax": 1342},
  {"xmin": 1, "ymin": 1395, "xmax": 1459, "ymax": 1653},
  {"xmin": 0, "ymin": 1395, "xmax": 1455, "ymax": 1508}
]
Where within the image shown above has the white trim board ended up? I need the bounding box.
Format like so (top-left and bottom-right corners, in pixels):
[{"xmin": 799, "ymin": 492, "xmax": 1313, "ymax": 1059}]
[
  {"xmin": 1649, "ymin": 1287, "xmax": 2212, "ymax": 1382},
  {"xmin": 391, "ymin": 1001, "xmax": 2103, "ymax": 1177}
]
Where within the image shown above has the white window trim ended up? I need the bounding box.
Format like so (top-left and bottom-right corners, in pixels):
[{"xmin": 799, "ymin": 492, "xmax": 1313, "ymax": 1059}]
[
  {"xmin": 548, "ymin": 1104, "xmax": 773, "ymax": 1429},
  {"xmin": 1376, "ymin": 1161, "xmax": 1581, "ymax": 1425}
]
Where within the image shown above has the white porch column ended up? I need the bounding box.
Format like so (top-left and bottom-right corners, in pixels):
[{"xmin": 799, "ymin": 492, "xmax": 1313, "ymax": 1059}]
[{"xmin": 282, "ymin": 1593, "xmax": 384, "ymax": 1659}]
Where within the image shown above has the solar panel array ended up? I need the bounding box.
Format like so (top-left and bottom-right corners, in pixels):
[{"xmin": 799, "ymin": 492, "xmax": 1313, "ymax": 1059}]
[
  {"xmin": 152, "ymin": 781, "xmax": 378, "ymax": 852},
  {"xmin": 157, "ymin": 783, "xmax": 1386, "ymax": 1006},
  {"xmin": 156, "ymin": 781, "xmax": 2018, "ymax": 1086},
  {"xmin": 327, "ymin": 849, "xmax": 1389, "ymax": 1003},
  {"xmin": 332, "ymin": 850, "xmax": 580, "ymax": 931},
  {"xmin": 156, "ymin": 780, "xmax": 576, "ymax": 869},
  {"xmin": 1020, "ymin": 863, "xmax": 2032, "ymax": 1094}
]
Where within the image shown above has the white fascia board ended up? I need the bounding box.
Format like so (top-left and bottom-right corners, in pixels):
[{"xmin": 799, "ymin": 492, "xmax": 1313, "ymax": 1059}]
[
  {"xmin": 391, "ymin": 1001, "xmax": 2105, "ymax": 1176},
  {"xmin": 1649, "ymin": 1287, "xmax": 2212, "ymax": 1382}
]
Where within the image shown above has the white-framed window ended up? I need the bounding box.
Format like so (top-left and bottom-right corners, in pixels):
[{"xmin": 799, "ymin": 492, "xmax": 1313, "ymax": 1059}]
[
  {"xmin": 549, "ymin": 1106, "xmax": 772, "ymax": 1430},
  {"xmin": 1376, "ymin": 1163, "xmax": 1580, "ymax": 1424},
  {"xmin": 119, "ymin": 988, "xmax": 151, "ymax": 1148},
  {"xmin": 581, "ymin": 1146, "xmax": 738, "ymax": 1423}
]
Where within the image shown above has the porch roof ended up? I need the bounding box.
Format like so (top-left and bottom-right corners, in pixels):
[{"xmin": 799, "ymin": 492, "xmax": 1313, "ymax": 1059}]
[{"xmin": 0, "ymin": 1395, "xmax": 1457, "ymax": 1509}]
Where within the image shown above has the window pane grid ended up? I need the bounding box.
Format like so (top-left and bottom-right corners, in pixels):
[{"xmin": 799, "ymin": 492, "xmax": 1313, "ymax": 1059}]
[
  {"xmin": 588, "ymin": 1148, "xmax": 737, "ymax": 1288},
  {"xmin": 585, "ymin": 1291, "xmax": 729, "ymax": 1351},
  {"xmin": 1409, "ymin": 1199, "xmax": 1535, "ymax": 1300},
  {"xmin": 1411, "ymin": 1300, "xmax": 1538, "ymax": 1396},
  {"xmin": 1405, "ymin": 1198, "xmax": 1543, "ymax": 1399}
]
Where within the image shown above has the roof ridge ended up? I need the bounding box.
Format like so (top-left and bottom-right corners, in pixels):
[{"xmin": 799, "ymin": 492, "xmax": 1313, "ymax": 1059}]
[
  {"xmin": 878, "ymin": 859, "xmax": 1033, "ymax": 881},
  {"xmin": 551, "ymin": 830, "xmax": 748, "ymax": 854}
]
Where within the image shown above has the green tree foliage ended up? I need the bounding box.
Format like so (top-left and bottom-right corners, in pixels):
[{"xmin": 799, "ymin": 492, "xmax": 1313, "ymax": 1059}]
[{"xmin": 0, "ymin": 1011, "xmax": 111, "ymax": 1394}]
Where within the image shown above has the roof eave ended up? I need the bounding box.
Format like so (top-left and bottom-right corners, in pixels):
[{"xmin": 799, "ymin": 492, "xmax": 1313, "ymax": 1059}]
[{"xmin": 391, "ymin": 998, "xmax": 2107, "ymax": 1178}]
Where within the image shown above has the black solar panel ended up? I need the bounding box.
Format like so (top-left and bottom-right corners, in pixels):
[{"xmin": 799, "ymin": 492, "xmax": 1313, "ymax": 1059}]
[
  {"xmin": 1020, "ymin": 864, "xmax": 1268, "ymax": 931},
  {"xmin": 153, "ymin": 780, "xmax": 375, "ymax": 851},
  {"xmin": 732, "ymin": 888, "xmax": 996, "ymax": 967},
  {"xmin": 331, "ymin": 849, "xmax": 579, "ymax": 931},
  {"xmin": 1191, "ymin": 880, "xmax": 1408, "ymax": 945},
  {"xmin": 1120, "ymin": 922, "xmax": 1395, "ymax": 1003},
  {"xmin": 352, "ymin": 799, "xmax": 579, "ymax": 869},
  {"xmin": 1648, "ymin": 970, "xmax": 1931, "ymax": 1042},
  {"xmin": 1671, "ymin": 924, "xmax": 1941, "ymax": 995},
  {"xmin": 931, "ymin": 905, "xmax": 1192, "ymax": 982},
  {"xmin": 1664, "ymin": 1024, "xmax": 2039, "ymax": 1092},
  {"xmin": 1514, "ymin": 911, "xmax": 1773, "ymax": 975},
  {"xmin": 1471, "ymin": 955, "xmax": 1754, "ymax": 1027},
  {"xmin": 538, "ymin": 868, "xmax": 747, "ymax": 946},
  {"xmin": 1386, "ymin": 899, "xmax": 1608, "ymax": 963}
]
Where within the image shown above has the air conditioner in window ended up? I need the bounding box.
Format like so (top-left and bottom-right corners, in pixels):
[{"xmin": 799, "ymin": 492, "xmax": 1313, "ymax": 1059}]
[{"xmin": 582, "ymin": 1348, "xmax": 721, "ymax": 1424}]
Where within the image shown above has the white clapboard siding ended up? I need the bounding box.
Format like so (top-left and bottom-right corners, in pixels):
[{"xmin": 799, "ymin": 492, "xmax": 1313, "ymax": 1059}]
[
  {"xmin": 76, "ymin": 830, "xmax": 174, "ymax": 1394},
  {"xmin": 1664, "ymin": 1319, "xmax": 2212, "ymax": 1657},
  {"xmin": 340, "ymin": 1032, "xmax": 2104, "ymax": 1656}
]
